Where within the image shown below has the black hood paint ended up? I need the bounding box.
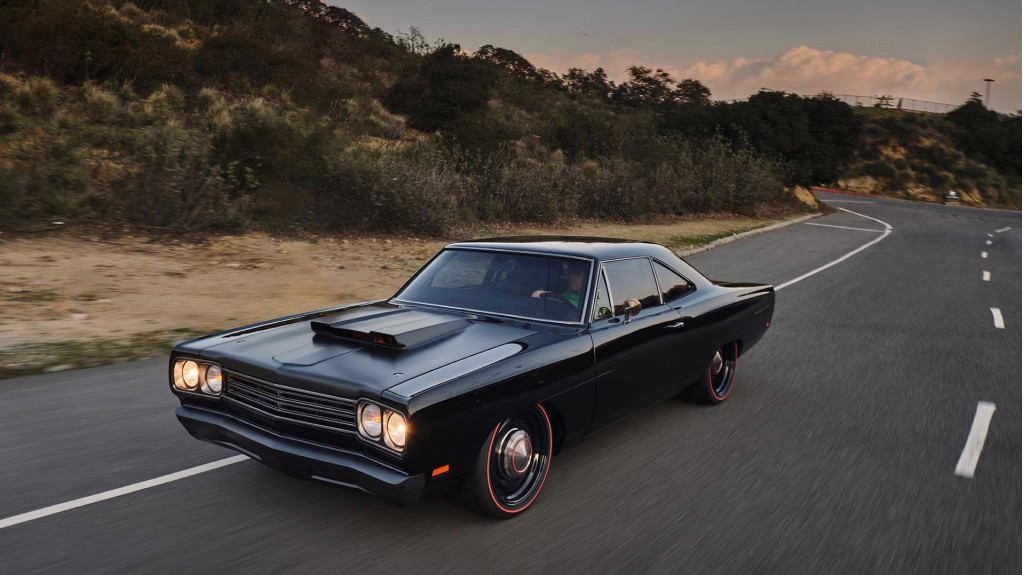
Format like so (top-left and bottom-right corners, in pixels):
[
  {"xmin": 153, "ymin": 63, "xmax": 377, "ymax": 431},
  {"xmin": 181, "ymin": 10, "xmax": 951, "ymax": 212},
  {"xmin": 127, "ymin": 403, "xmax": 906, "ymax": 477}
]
[{"xmin": 187, "ymin": 303, "xmax": 538, "ymax": 401}]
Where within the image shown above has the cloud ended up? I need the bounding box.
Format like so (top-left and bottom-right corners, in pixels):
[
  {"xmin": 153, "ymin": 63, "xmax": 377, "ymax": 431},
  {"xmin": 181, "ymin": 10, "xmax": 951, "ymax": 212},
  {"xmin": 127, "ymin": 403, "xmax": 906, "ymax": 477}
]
[{"xmin": 526, "ymin": 46, "xmax": 1022, "ymax": 113}]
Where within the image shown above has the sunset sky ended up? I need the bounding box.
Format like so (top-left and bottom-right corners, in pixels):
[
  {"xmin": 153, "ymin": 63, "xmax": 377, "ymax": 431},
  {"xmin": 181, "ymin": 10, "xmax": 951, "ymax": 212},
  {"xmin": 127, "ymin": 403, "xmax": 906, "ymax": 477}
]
[{"xmin": 336, "ymin": 0, "xmax": 1022, "ymax": 113}]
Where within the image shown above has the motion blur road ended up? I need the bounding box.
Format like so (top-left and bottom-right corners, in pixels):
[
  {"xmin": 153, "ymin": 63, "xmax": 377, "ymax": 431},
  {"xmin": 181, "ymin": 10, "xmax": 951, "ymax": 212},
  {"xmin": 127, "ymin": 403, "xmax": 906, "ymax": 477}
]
[{"xmin": 1, "ymin": 191, "xmax": 1020, "ymax": 573}]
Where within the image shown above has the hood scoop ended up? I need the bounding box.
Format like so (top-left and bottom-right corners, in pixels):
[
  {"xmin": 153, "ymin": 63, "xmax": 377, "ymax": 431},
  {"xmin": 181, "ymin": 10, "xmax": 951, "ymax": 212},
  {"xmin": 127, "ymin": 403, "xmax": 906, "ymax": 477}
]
[{"xmin": 311, "ymin": 308, "xmax": 471, "ymax": 350}]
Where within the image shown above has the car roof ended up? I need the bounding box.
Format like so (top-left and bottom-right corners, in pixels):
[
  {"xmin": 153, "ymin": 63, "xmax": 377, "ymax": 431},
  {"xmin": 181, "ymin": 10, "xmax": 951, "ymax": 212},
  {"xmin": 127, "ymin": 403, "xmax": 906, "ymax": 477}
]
[{"xmin": 445, "ymin": 236, "xmax": 677, "ymax": 261}]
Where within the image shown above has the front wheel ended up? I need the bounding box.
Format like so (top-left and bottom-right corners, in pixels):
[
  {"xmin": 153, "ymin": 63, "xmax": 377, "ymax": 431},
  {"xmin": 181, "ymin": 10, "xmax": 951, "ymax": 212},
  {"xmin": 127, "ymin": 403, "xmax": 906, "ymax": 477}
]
[
  {"xmin": 684, "ymin": 342, "xmax": 738, "ymax": 404},
  {"xmin": 454, "ymin": 405, "xmax": 553, "ymax": 518}
]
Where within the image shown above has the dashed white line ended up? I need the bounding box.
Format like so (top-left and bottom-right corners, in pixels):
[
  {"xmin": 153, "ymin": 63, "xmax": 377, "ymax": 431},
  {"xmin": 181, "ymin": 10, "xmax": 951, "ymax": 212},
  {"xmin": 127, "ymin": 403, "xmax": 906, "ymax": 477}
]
[
  {"xmin": 0, "ymin": 455, "xmax": 247, "ymax": 530},
  {"xmin": 802, "ymin": 222, "xmax": 883, "ymax": 233},
  {"xmin": 995, "ymin": 227, "xmax": 1012, "ymax": 233},
  {"xmin": 777, "ymin": 207, "xmax": 893, "ymax": 291},
  {"xmin": 987, "ymin": 233, "xmax": 993, "ymax": 237},
  {"xmin": 981, "ymin": 252, "xmax": 988, "ymax": 259},
  {"xmin": 955, "ymin": 402, "xmax": 997, "ymax": 478},
  {"xmin": 990, "ymin": 308, "xmax": 1005, "ymax": 329},
  {"xmin": 982, "ymin": 271, "xmax": 991, "ymax": 281},
  {"xmin": 985, "ymin": 240, "xmax": 992, "ymax": 245}
]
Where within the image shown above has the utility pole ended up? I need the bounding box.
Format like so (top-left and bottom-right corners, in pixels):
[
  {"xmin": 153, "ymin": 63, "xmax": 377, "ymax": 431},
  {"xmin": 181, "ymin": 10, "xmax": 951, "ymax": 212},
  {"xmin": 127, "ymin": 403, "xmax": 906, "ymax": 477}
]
[{"xmin": 983, "ymin": 79, "xmax": 994, "ymax": 108}]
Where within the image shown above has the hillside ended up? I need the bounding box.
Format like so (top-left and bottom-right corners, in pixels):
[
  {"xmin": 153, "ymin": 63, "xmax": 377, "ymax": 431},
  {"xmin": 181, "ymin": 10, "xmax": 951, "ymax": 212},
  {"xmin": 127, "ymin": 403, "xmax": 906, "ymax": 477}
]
[
  {"xmin": 0, "ymin": 0, "xmax": 1017, "ymax": 236},
  {"xmin": 841, "ymin": 105, "xmax": 1021, "ymax": 207}
]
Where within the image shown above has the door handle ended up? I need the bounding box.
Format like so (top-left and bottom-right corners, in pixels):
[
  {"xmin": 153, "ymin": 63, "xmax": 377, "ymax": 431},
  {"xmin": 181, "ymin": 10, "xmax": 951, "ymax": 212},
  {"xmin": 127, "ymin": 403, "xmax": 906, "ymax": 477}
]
[{"xmin": 666, "ymin": 321, "xmax": 685, "ymax": 329}]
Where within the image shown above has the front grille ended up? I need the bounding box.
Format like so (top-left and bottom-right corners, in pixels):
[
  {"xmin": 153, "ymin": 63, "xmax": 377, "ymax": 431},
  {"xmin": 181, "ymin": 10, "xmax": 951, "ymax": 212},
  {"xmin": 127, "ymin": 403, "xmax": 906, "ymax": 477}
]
[{"xmin": 223, "ymin": 371, "xmax": 357, "ymax": 435}]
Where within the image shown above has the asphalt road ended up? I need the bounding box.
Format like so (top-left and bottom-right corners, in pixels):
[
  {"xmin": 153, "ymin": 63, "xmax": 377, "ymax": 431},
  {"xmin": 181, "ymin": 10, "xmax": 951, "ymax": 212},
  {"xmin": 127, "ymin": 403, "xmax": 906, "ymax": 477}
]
[{"xmin": 1, "ymin": 191, "xmax": 1020, "ymax": 573}]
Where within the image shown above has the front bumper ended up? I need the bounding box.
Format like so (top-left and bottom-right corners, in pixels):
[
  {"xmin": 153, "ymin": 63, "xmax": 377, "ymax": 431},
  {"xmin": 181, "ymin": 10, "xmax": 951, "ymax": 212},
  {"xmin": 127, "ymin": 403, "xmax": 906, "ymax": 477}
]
[{"xmin": 176, "ymin": 404, "xmax": 425, "ymax": 507}]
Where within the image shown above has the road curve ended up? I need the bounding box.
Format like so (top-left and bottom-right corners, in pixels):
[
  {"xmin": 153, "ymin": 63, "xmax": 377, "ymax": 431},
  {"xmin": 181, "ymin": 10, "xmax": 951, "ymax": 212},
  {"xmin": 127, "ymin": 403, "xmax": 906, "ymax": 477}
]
[{"xmin": 1, "ymin": 192, "xmax": 1019, "ymax": 573}]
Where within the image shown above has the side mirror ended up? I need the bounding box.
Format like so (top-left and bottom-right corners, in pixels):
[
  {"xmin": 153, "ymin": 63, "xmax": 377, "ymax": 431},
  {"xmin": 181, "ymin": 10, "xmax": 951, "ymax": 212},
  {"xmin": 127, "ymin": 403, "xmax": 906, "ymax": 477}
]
[{"xmin": 622, "ymin": 299, "xmax": 642, "ymax": 322}]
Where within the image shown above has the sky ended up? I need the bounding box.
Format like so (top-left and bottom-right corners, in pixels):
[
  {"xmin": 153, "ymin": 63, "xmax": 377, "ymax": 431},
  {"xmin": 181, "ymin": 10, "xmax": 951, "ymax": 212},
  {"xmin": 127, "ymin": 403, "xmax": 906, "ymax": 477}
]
[{"xmin": 333, "ymin": 0, "xmax": 1022, "ymax": 113}]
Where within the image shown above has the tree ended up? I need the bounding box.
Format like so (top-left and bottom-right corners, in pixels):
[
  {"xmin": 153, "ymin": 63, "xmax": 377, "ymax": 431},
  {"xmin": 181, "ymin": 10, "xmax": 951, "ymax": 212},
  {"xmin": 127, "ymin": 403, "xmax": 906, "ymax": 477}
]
[
  {"xmin": 474, "ymin": 45, "xmax": 539, "ymax": 81},
  {"xmin": 612, "ymin": 66, "xmax": 674, "ymax": 106},
  {"xmin": 562, "ymin": 68, "xmax": 612, "ymax": 99},
  {"xmin": 946, "ymin": 98, "xmax": 1021, "ymax": 175},
  {"xmin": 672, "ymin": 79, "xmax": 711, "ymax": 106},
  {"xmin": 384, "ymin": 44, "xmax": 496, "ymax": 133},
  {"xmin": 712, "ymin": 91, "xmax": 860, "ymax": 187}
]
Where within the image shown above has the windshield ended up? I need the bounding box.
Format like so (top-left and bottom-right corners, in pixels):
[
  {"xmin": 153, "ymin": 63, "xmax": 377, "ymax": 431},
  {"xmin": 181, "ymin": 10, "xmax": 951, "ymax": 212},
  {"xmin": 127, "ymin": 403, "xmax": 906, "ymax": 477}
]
[{"xmin": 395, "ymin": 249, "xmax": 593, "ymax": 324}]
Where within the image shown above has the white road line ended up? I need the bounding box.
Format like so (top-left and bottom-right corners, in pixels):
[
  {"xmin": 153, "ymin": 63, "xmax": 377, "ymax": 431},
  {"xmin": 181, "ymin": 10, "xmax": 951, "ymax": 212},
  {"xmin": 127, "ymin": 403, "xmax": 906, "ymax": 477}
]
[
  {"xmin": 987, "ymin": 233, "xmax": 993, "ymax": 237},
  {"xmin": 985, "ymin": 240, "xmax": 992, "ymax": 245},
  {"xmin": 0, "ymin": 204, "xmax": 903, "ymax": 529},
  {"xmin": 955, "ymin": 402, "xmax": 996, "ymax": 478},
  {"xmin": 982, "ymin": 271, "xmax": 991, "ymax": 281},
  {"xmin": 995, "ymin": 227, "xmax": 1012, "ymax": 233},
  {"xmin": 802, "ymin": 222, "xmax": 883, "ymax": 233},
  {"xmin": 990, "ymin": 308, "xmax": 1005, "ymax": 329},
  {"xmin": 777, "ymin": 207, "xmax": 892, "ymax": 291},
  {"xmin": 981, "ymin": 252, "xmax": 988, "ymax": 259},
  {"xmin": 0, "ymin": 456, "xmax": 247, "ymax": 530},
  {"xmin": 820, "ymin": 199, "xmax": 874, "ymax": 204}
]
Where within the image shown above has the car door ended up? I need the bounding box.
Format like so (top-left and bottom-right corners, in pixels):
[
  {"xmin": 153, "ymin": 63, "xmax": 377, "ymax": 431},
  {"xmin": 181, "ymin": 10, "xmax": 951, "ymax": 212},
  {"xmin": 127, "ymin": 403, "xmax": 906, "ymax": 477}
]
[{"xmin": 586, "ymin": 257, "xmax": 687, "ymax": 434}]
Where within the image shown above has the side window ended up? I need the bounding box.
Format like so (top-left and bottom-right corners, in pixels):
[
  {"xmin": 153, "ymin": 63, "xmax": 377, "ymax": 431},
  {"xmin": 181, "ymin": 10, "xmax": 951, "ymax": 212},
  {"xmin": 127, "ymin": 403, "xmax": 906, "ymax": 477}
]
[
  {"xmin": 592, "ymin": 271, "xmax": 613, "ymax": 320},
  {"xmin": 603, "ymin": 258, "xmax": 661, "ymax": 315},
  {"xmin": 654, "ymin": 261, "xmax": 693, "ymax": 303}
]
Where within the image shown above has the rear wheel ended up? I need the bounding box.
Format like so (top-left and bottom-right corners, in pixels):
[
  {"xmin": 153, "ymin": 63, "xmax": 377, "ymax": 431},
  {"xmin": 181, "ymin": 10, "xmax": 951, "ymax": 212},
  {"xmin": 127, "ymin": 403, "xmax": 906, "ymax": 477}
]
[
  {"xmin": 454, "ymin": 405, "xmax": 553, "ymax": 518},
  {"xmin": 685, "ymin": 342, "xmax": 738, "ymax": 404}
]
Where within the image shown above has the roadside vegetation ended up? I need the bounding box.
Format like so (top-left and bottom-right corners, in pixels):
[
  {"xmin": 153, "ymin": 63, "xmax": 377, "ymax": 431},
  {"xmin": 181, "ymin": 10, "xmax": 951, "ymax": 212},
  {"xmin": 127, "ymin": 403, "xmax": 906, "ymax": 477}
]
[
  {"xmin": 0, "ymin": 329, "xmax": 206, "ymax": 380},
  {"xmin": 842, "ymin": 102, "xmax": 1021, "ymax": 206},
  {"xmin": 0, "ymin": 0, "xmax": 1018, "ymax": 238}
]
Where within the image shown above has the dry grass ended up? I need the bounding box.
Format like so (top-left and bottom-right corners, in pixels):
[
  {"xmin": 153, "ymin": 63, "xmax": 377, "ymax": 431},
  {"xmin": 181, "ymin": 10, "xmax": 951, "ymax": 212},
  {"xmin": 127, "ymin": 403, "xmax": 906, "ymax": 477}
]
[{"xmin": 0, "ymin": 214, "xmax": 804, "ymax": 379}]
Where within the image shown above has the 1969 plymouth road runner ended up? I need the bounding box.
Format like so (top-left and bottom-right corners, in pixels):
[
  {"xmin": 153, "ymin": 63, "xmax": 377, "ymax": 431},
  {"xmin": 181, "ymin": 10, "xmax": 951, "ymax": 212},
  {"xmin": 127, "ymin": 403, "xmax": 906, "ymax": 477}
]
[{"xmin": 170, "ymin": 237, "xmax": 774, "ymax": 518}]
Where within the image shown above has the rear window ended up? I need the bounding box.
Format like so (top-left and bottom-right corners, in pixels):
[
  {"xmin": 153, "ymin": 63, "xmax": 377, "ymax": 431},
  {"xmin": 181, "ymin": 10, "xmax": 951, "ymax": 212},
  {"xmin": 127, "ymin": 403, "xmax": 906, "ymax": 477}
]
[{"xmin": 654, "ymin": 261, "xmax": 693, "ymax": 302}]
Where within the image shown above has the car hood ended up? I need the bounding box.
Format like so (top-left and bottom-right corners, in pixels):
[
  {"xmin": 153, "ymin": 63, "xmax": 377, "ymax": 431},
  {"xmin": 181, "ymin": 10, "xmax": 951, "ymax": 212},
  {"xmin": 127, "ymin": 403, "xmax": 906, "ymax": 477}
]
[{"xmin": 192, "ymin": 303, "xmax": 538, "ymax": 400}]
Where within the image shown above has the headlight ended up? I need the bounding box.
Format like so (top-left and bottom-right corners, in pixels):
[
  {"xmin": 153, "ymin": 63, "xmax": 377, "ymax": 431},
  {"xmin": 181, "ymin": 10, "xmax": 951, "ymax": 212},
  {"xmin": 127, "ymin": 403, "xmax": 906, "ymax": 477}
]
[
  {"xmin": 183, "ymin": 360, "xmax": 200, "ymax": 388},
  {"xmin": 359, "ymin": 403, "xmax": 382, "ymax": 438},
  {"xmin": 172, "ymin": 359, "xmax": 223, "ymax": 395},
  {"xmin": 357, "ymin": 402, "xmax": 408, "ymax": 453},
  {"xmin": 201, "ymin": 364, "xmax": 223, "ymax": 395},
  {"xmin": 173, "ymin": 359, "xmax": 200, "ymax": 390},
  {"xmin": 384, "ymin": 411, "xmax": 407, "ymax": 450}
]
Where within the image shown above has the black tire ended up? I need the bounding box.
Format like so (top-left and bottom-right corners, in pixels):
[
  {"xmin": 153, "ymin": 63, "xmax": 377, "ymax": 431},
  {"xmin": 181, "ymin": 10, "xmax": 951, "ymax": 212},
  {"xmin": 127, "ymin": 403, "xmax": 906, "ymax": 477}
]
[
  {"xmin": 684, "ymin": 342, "xmax": 738, "ymax": 405},
  {"xmin": 454, "ymin": 404, "xmax": 553, "ymax": 518}
]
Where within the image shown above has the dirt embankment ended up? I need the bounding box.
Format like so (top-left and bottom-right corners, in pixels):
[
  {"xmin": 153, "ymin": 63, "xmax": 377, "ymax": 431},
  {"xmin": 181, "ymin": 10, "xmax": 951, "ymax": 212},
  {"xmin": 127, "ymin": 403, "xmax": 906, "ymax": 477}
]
[{"xmin": 0, "ymin": 216, "xmax": 799, "ymax": 377}]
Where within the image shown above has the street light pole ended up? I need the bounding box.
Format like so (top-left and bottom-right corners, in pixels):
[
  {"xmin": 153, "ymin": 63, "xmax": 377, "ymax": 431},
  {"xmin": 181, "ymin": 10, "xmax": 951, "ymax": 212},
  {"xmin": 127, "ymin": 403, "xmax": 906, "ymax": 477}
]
[{"xmin": 983, "ymin": 79, "xmax": 994, "ymax": 108}]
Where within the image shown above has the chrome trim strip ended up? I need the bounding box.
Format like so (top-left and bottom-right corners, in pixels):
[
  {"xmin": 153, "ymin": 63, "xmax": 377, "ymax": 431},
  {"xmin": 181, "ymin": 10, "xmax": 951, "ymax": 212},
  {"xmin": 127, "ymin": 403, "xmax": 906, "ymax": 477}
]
[
  {"xmin": 225, "ymin": 371, "xmax": 357, "ymax": 406},
  {"xmin": 230, "ymin": 387, "xmax": 355, "ymax": 419},
  {"xmin": 390, "ymin": 299, "xmax": 586, "ymax": 327},
  {"xmin": 221, "ymin": 396, "xmax": 357, "ymax": 434},
  {"xmin": 592, "ymin": 266, "xmax": 615, "ymax": 322}
]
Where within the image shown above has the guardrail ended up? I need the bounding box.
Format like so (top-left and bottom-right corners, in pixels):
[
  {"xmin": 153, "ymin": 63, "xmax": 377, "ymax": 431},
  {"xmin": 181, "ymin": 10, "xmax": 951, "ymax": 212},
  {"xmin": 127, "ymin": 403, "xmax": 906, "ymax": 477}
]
[
  {"xmin": 715, "ymin": 94, "xmax": 958, "ymax": 114},
  {"xmin": 826, "ymin": 94, "xmax": 957, "ymax": 113}
]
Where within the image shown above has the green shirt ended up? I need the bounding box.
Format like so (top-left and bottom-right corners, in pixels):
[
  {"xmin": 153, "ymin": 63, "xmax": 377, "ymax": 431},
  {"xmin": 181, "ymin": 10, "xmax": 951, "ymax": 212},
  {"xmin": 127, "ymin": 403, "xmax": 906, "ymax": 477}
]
[{"xmin": 558, "ymin": 289, "xmax": 579, "ymax": 308}]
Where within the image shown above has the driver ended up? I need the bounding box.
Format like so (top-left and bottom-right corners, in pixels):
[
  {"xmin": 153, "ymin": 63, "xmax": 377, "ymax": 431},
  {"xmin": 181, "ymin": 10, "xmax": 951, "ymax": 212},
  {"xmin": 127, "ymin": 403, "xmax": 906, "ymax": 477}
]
[{"xmin": 532, "ymin": 261, "xmax": 586, "ymax": 308}]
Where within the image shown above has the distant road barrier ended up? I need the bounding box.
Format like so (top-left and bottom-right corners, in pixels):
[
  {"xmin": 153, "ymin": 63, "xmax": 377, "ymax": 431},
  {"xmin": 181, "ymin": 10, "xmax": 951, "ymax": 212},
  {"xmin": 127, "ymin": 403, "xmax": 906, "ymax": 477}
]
[
  {"xmin": 827, "ymin": 94, "xmax": 957, "ymax": 113},
  {"xmin": 715, "ymin": 94, "xmax": 958, "ymax": 114}
]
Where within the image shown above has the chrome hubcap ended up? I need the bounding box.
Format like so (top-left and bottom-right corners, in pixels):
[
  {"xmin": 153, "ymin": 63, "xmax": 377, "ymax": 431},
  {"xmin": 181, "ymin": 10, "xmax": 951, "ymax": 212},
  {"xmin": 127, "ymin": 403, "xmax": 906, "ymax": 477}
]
[
  {"xmin": 499, "ymin": 429, "xmax": 533, "ymax": 477},
  {"xmin": 712, "ymin": 350, "xmax": 724, "ymax": 375}
]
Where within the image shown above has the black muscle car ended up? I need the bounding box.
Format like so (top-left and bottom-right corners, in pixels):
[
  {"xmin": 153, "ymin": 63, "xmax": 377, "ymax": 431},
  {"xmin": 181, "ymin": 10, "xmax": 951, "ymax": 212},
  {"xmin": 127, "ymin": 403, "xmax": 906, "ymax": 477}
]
[{"xmin": 170, "ymin": 237, "xmax": 774, "ymax": 518}]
